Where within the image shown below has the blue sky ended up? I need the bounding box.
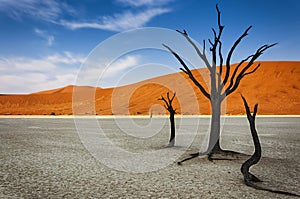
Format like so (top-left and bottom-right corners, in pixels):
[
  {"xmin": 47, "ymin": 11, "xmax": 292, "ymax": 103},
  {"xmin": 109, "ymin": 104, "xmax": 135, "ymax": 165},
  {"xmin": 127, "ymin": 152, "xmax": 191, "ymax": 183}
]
[{"xmin": 0, "ymin": 0, "xmax": 299, "ymax": 94}]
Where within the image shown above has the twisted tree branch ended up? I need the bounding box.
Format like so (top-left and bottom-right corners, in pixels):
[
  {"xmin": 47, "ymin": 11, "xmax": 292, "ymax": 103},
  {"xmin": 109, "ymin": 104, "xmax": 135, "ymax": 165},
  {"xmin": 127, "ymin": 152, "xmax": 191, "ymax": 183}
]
[
  {"xmin": 163, "ymin": 44, "xmax": 211, "ymax": 100},
  {"xmin": 223, "ymin": 26, "xmax": 252, "ymax": 87},
  {"xmin": 176, "ymin": 30, "xmax": 212, "ymax": 70},
  {"xmin": 224, "ymin": 43, "xmax": 277, "ymax": 97}
]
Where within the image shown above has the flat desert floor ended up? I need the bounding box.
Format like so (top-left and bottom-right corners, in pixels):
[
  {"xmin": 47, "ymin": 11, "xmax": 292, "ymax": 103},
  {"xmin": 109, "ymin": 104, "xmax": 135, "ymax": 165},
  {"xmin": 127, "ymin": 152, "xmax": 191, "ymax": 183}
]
[{"xmin": 0, "ymin": 117, "xmax": 299, "ymax": 198}]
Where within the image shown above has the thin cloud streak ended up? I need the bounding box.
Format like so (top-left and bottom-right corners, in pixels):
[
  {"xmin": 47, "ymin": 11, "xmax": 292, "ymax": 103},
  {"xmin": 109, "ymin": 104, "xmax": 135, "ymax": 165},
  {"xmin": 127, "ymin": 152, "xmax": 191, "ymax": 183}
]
[
  {"xmin": 116, "ymin": 0, "xmax": 173, "ymax": 7},
  {"xmin": 60, "ymin": 8, "xmax": 171, "ymax": 31},
  {"xmin": 0, "ymin": 0, "xmax": 172, "ymax": 32},
  {"xmin": 0, "ymin": 0, "xmax": 75, "ymax": 23}
]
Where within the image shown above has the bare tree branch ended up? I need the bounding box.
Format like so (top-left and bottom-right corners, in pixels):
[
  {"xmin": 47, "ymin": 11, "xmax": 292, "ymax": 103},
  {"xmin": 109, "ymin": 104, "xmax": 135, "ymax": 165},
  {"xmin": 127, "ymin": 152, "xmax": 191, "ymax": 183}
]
[
  {"xmin": 224, "ymin": 54, "xmax": 254, "ymax": 94},
  {"xmin": 223, "ymin": 25, "xmax": 252, "ymax": 87},
  {"xmin": 212, "ymin": 28, "xmax": 217, "ymax": 42},
  {"xmin": 210, "ymin": 4, "xmax": 224, "ymax": 94},
  {"xmin": 242, "ymin": 63, "xmax": 261, "ymax": 77},
  {"xmin": 224, "ymin": 64, "xmax": 261, "ymax": 98},
  {"xmin": 158, "ymin": 92, "xmax": 177, "ymax": 115},
  {"xmin": 202, "ymin": 40, "xmax": 206, "ymax": 55},
  {"xmin": 217, "ymin": 40, "xmax": 224, "ymax": 93},
  {"xmin": 208, "ymin": 39, "xmax": 214, "ymax": 48},
  {"xmin": 158, "ymin": 95, "xmax": 170, "ymax": 107},
  {"xmin": 163, "ymin": 44, "xmax": 211, "ymax": 100},
  {"xmin": 164, "ymin": 105, "xmax": 168, "ymax": 110},
  {"xmin": 176, "ymin": 30, "xmax": 212, "ymax": 70},
  {"xmin": 218, "ymin": 41, "xmax": 224, "ymax": 75},
  {"xmin": 224, "ymin": 43, "xmax": 277, "ymax": 97},
  {"xmin": 170, "ymin": 92, "xmax": 176, "ymax": 102},
  {"xmin": 166, "ymin": 92, "xmax": 170, "ymax": 101},
  {"xmin": 253, "ymin": 104, "xmax": 258, "ymax": 118},
  {"xmin": 211, "ymin": 4, "xmax": 224, "ymax": 61}
]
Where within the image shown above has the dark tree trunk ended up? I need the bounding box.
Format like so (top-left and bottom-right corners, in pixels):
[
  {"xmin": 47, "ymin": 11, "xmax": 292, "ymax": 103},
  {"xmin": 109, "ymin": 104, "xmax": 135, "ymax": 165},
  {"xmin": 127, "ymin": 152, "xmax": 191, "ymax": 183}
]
[
  {"xmin": 208, "ymin": 99, "xmax": 221, "ymax": 153},
  {"xmin": 168, "ymin": 112, "xmax": 175, "ymax": 147}
]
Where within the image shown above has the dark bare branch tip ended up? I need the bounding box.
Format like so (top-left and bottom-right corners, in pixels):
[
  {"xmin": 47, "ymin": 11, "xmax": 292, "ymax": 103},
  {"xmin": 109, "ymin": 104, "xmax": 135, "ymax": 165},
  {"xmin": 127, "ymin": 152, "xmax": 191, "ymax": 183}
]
[
  {"xmin": 216, "ymin": 4, "xmax": 220, "ymax": 12},
  {"xmin": 254, "ymin": 103, "xmax": 258, "ymax": 110},
  {"xmin": 162, "ymin": 44, "xmax": 170, "ymax": 51},
  {"xmin": 170, "ymin": 92, "xmax": 176, "ymax": 101},
  {"xmin": 241, "ymin": 94, "xmax": 248, "ymax": 107},
  {"xmin": 241, "ymin": 95, "xmax": 251, "ymax": 115},
  {"xmin": 208, "ymin": 39, "xmax": 214, "ymax": 46},
  {"xmin": 162, "ymin": 43, "xmax": 169, "ymax": 48},
  {"xmin": 176, "ymin": 29, "xmax": 188, "ymax": 36},
  {"xmin": 270, "ymin": 42, "xmax": 278, "ymax": 47},
  {"xmin": 179, "ymin": 68, "xmax": 188, "ymax": 74},
  {"xmin": 212, "ymin": 28, "xmax": 217, "ymax": 37},
  {"xmin": 241, "ymin": 94, "xmax": 246, "ymax": 102}
]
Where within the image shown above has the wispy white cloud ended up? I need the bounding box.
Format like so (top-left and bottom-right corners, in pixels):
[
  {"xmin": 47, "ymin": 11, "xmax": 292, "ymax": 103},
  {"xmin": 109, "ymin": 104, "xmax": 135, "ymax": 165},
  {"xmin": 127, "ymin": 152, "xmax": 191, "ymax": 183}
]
[
  {"xmin": 0, "ymin": 0, "xmax": 75, "ymax": 23},
  {"xmin": 0, "ymin": 52, "xmax": 85, "ymax": 94},
  {"xmin": 60, "ymin": 8, "xmax": 171, "ymax": 31},
  {"xmin": 46, "ymin": 52, "xmax": 85, "ymax": 65},
  {"xmin": 103, "ymin": 55, "xmax": 140, "ymax": 78},
  {"xmin": 0, "ymin": 0, "xmax": 172, "ymax": 32},
  {"xmin": 116, "ymin": 0, "xmax": 173, "ymax": 7},
  {"xmin": 34, "ymin": 28, "xmax": 55, "ymax": 46},
  {"xmin": 75, "ymin": 55, "xmax": 141, "ymax": 87}
]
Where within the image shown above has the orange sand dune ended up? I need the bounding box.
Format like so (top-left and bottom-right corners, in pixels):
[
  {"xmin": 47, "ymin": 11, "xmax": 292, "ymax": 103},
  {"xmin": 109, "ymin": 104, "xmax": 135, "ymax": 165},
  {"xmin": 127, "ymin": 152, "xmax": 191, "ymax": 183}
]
[{"xmin": 0, "ymin": 61, "xmax": 299, "ymax": 115}]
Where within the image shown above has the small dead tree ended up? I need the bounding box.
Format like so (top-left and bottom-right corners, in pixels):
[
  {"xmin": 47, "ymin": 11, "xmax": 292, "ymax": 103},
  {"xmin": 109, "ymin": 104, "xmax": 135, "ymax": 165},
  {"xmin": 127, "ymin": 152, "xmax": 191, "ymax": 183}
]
[
  {"xmin": 158, "ymin": 92, "xmax": 176, "ymax": 147},
  {"xmin": 241, "ymin": 96, "xmax": 299, "ymax": 197},
  {"xmin": 164, "ymin": 4, "xmax": 276, "ymax": 157},
  {"xmin": 241, "ymin": 95, "xmax": 262, "ymax": 184}
]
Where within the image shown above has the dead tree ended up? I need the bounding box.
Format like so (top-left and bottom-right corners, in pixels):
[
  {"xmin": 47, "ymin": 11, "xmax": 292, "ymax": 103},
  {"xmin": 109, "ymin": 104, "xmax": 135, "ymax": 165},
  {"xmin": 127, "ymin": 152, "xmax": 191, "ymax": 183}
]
[
  {"xmin": 241, "ymin": 95, "xmax": 262, "ymax": 184},
  {"xmin": 163, "ymin": 4, "xmax": 276, "ymax": 157},
  {"xmin": 241, "ymin": 96, "xmax": 299, "ymax": 197},
  {"xmin": 158, "ymin": 92, "xmax": 176, "ymax": 147}
]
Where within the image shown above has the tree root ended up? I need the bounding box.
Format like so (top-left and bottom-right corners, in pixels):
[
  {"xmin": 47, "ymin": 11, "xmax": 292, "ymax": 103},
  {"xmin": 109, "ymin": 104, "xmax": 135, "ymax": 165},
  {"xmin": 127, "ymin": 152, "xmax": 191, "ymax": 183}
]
[
  {"xmin": 177, "ymin": 152, "xmax": 203, "ymax": 165},
  {"xmin": 178, "ymin": 149, "xmax": 245, "ymax": 165},
  {"xmin": 178, "ymin": 146, "xmax": 247, "ymax": 164}
]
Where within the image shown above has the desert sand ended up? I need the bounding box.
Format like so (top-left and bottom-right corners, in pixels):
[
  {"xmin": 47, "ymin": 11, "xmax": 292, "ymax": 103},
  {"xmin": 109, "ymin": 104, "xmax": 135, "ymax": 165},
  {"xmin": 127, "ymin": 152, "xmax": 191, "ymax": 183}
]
[
  {"xmin": 0, "ymin": 117, "xmax": 299, "ymax": 198},
  {"xmin": 0, "ymin": 61, "xmax": 299, "ymax": 115}
]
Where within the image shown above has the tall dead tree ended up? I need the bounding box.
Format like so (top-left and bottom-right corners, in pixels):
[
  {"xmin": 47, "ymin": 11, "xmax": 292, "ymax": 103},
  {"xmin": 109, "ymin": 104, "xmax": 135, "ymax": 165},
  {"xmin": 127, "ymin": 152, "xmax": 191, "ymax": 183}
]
[
  {"xmin": 158, "ymin": 92, "xmax": 176, "ymax": 147},
  {"xmin": 241, "ymin": 96, "xmax": 299, "ymax": 197},
  {"xmin": 163, "ymin": 4, "xmax": 276, "ymax": 155}
]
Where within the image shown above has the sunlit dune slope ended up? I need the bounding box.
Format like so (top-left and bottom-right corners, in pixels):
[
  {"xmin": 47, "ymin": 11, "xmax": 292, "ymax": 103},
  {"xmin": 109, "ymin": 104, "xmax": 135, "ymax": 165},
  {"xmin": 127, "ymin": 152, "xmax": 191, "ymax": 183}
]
[{"xmin": 0, "ymin": 61, "xmax": 299, "ymax": 115}]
